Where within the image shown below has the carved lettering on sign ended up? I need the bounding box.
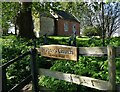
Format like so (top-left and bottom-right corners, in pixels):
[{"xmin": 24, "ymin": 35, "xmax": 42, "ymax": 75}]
[{"xmin": 37, "ymin": 45, "xmax": 78, "ymax": 61}]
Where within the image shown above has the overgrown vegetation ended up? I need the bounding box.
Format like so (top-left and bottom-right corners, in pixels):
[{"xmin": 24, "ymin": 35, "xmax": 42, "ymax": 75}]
[
  {"xmin": 82, "ymin": 26, "xmax": 102, "ymax": 37},
  {"xmin": 2, "ymin": 35, "xmax": 120, "ymax": 91}
]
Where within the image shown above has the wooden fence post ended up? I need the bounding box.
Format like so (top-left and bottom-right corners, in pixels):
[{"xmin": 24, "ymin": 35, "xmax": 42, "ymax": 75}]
[
  {"xmin": 30, "ymin": 48, "xmax": 39, "ymax": 92},
  {"xmin": 107, "ymin": 45, "xmax": 116, "ymax": 91},
  {"xmin": 2, "ymin": 68, "xmax": 7, "ymax": 92}
]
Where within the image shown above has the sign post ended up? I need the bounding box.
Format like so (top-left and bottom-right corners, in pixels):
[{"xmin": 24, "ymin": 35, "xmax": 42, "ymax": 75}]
[
  {"xmin": 37, "ymin": 45, "xmax": 78, "ymax": 61},
  {"xmin": 30, "ymin": 48, "xmax": 39, "ymax": 92}
]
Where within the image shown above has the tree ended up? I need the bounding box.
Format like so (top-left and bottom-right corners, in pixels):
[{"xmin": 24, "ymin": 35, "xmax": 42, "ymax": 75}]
[
  {"xmin": 2, "ymin": 2, "xmax": 20, "ymax": 35},
  {"xmin": 83, "ymin": 26, "xmax": 101, "ymax": 37},
  {"xmin": 2, "ymin": 2, "xmax": 56, "ymax": 37},
  {"xmin": 16, "ymin": 2, "xmax": 36, "ymax": 39},
  {"xmin": 104, "ymin": 2, "xmax": 120, "ymax": 38},
  {"xmin": 90, "ymin": 2, "xmax": 120, "ymax": 38}
]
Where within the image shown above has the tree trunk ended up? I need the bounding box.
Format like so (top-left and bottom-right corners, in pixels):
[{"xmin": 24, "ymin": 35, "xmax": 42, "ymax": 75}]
[{"xmin": 16, "ymin": 2, "xmax": 36, "ymax": 39}]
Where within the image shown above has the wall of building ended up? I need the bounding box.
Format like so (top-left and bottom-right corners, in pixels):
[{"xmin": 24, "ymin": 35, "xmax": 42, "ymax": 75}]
[
  {"xmin": 40, "ymin": 17, "xmax": 54, "ymax": 36},
  {"xmin": 33, "ymin": 15, "xmax": 40, "ymax": 38},
  {"xmin": 40, "ymin": 17, "xmax": 80, "ymax": 36},
  {"xmin": 57, "ymin": 19, "xmax": 80, "ymax": 36}
]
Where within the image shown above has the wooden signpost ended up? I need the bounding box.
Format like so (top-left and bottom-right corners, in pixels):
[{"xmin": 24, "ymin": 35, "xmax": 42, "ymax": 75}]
[
  {"xmin": 37, "ymin": 45, "xmax": 78, "ymax": 61},
  {"xmin": 2, "ymin": 45, "xmax": 120, "ymax": 91}
]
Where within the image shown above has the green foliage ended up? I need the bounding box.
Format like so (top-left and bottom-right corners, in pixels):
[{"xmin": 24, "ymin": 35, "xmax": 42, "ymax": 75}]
[
  {"xmin": 2, "ymin": 35, "xmax": 120, "ymax": 91},
  {"xmin": 2, "ymin": 2, "xmax": 20, "ymax": 29},
  {"xmin": 39, "ymin": 76, "xmax": 77, "ymax": 92},
  {"xmin": 39, "ymin": 57, "xmax": 108, "ymax": 92},
  {"xmin": 38, "ymin": 36, "xmax": 120, "ymax": 92},
  {"xmin": 108, "ymin": 37, "xmax": 120, "ymax": 46},
  {"xmin": 2, "ymin": 35, "xmax": 32, "ymax": 62},
  {"xmin": 82, "ymin": 26, "xmax": 101, "ymax": 37},
  {"xmin": 2, "ymin": 35, "xmax": 32, "ymax": 90}
]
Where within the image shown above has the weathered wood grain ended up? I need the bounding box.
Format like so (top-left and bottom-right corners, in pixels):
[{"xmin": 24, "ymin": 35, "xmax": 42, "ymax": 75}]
[
  {"xmin": 37, "ymin": 45, "xmax": 120, "ymax": 57},
  {"xmin": 37, "ymin": 45, "xmax": 78, "ymax": 61},
  {"xmin": 107, "ymin": 46, "xmax": 116, "ymax": 91},
  {"xmin": 78, "ymin": 47, "xmax": 107, "ymax": 56},
  {"xmin": 39, "ymin": 68, "xmax": 109, "ymax": 91}
]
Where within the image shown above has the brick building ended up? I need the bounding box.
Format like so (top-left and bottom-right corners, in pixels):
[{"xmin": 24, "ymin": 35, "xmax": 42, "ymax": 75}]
[{"xmin": 39, "ymin": 9, "xmax": 80, "ymax": 36}]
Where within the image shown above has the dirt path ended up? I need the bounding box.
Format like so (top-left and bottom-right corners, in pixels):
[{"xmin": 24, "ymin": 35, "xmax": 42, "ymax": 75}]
[{"xmin": 21, "ymin": 82, "xmax": 51, "ymax": 92}]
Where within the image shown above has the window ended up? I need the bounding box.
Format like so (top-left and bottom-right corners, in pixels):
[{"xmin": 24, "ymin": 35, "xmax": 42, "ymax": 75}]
[{"xmin": 64, "ymin": 22, "xmax": 68, "ymax": 32}]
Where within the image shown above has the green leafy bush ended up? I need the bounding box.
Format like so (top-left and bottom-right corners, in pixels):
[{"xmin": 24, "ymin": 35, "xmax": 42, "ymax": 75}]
[
  {"xmin": 38, "ymin": 36, "xmax": 120, "ymax": 92},
  {"xmin": 2, "ymin": 35, "xmax": 120, "ymax": 91},
  {"xmin": 39, "ymin": 57, "xmax": 108, "ymax": 92},
  {"xmin": 82, "ymin": 26, "xmax": 101, "ymax": 37},
  {"xmin": 2, "ymin": 35, "xmax": 32, "ymax": 90}
]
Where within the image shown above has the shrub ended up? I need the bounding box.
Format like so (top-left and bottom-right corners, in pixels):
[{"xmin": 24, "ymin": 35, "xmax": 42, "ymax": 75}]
[
  {"xmin": 82, "ymin": 26, "xmax": 101, "ymax": 37},
  {"xmin": 2, "ymin": 35, "xmax": 32, "ymax": 90},
  {"xmin": 2, "ymin": 35, "xmax": 120, "ymax": 91}
]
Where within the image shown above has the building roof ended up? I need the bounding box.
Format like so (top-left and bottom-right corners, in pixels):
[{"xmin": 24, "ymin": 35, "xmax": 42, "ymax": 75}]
[
  {"xmin": 51, "ymin": 9, "xmax": 80, "ymax": 23},
  {"xmin": 40, "ymin": 12, "xmax": 54, "ymax": 18}
]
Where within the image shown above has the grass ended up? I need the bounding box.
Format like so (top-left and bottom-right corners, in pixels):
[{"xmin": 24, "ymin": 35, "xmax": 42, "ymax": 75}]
[
  {"xmin": 48, "ymin": 36, "xmax": 69, "ymax": 40},
  {"xmin": 77, "ymin": 37, "xmax": 90, "ymax": 41},
  {"xmin": 49, "ymin": 36, "xmax": 90, "ymax": 41}
]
